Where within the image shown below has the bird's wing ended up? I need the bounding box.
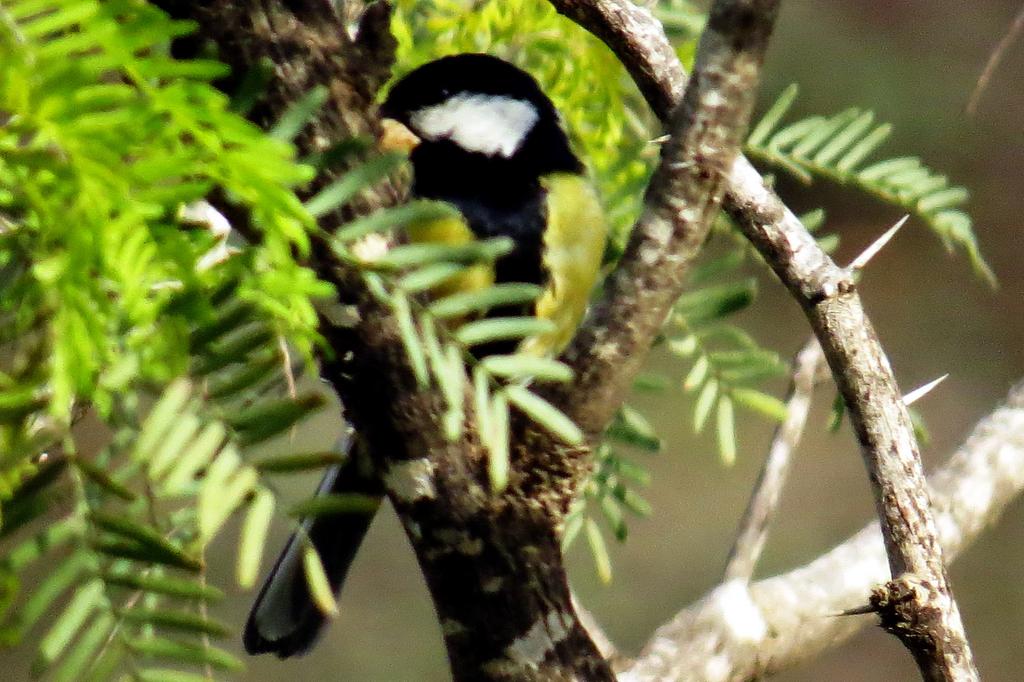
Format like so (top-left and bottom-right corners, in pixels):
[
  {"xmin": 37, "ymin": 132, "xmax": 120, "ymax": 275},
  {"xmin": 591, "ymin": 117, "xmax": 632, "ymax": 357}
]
[{"xmin": 522, "ymin": 172, "xmax": 607, "ymax": 357}]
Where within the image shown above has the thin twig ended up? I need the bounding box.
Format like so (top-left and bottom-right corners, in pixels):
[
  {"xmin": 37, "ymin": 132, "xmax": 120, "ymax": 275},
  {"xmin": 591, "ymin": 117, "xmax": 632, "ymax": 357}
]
[
  {"xmin": 723, "ymin": 338, "xmax": 823, "ymax": 582},
  {"xmin": 966, "ymin": 3, "xmax": 1024, "ymax": 115},
  {"xmin": 549, "ymin": 1, "xmax": 979, "ymax": 678}
]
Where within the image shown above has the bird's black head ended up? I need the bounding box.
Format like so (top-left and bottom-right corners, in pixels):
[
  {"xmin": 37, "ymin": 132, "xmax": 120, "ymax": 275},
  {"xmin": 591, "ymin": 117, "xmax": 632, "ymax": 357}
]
[{"xmin": 380, "ymin": 54, "xmax": 582, "ymax": 203}]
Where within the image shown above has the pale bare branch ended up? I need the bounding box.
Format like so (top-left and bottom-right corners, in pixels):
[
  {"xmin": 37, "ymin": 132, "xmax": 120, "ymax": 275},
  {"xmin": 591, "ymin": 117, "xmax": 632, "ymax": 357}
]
[
  {"xmin": 723, "ymin": 338, "xmax": 824, "ymax": 582},
  {"xmin": 620, "ymin": 380, "xmax": 1024, "ymax": 681}
]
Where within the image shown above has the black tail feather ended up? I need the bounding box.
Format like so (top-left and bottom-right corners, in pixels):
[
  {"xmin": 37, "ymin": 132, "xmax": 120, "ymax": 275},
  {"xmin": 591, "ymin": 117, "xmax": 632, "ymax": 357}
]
[{"xmin": 243, "ymin": 433, "xmax": 382, "ymax": 658}]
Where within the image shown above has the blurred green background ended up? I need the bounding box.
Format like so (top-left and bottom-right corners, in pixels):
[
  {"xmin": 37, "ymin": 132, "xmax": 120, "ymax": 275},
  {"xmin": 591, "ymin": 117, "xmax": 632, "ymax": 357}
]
[{"xmin": 11, "ymin": 0, "xmax": 1024, "ymax": 680}]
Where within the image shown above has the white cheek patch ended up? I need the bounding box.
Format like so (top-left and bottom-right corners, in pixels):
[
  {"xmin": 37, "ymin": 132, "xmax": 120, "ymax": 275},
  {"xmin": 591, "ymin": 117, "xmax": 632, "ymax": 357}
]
[{"xmin": 410, "ymin": 93, "xmax": 539, "ymax": 158}]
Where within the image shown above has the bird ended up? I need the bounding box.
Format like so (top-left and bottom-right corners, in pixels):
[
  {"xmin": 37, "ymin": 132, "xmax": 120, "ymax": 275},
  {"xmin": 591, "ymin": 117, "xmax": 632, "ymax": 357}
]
[{"xmin": 243, "ymin": 53, "xmax": 607, "ymax": 659}]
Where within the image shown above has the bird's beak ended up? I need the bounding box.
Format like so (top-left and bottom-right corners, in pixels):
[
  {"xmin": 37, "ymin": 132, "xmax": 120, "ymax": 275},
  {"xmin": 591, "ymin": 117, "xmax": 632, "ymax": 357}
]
[{"xmin": 379, "ymin": 118, "xmax": 421, "ymax": 153}]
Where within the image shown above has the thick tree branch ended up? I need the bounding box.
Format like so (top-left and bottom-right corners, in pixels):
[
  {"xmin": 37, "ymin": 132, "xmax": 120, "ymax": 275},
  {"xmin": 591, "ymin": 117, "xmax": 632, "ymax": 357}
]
[
  {"xmin": 620, "ymin": 379, "xmax": 1024, "ymax": 681},
  {"xmin": 552, "ymin": 0, "xmax": 780, "ymax": 437},
  {"xmin": 731, "ymin": 163, "xmax": 979, "ymax": 681},
  {"xmin": 723, "ymin": 338, "xmax": 824, "ymax": 582},
  {"xmin": 549, "ymin": 2, "xmax": 979, "ymax": 678}
]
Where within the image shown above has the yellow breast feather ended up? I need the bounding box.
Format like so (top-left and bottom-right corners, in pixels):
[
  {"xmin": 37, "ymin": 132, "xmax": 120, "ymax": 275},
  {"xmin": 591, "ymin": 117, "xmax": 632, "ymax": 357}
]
[{"xmin": 406, "ymin": 213, "xmax": 495, "ymax": 299}]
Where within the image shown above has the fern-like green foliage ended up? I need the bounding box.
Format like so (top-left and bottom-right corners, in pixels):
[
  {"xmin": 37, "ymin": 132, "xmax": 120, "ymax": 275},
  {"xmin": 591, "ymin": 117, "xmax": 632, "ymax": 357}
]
[
  {"xmin": 1, "ymin": 3, "xmax": 596, "ymax": 675},
  {"xmin": 746, "ymin": 84, "xmax": 994, "ymax": 284},
  {"xmin": 564, "ymin": 405, "xmax": 657, "ymax": 583},
  {"xmin": 0, "ymin": 1, "xmax": 330, "ymax": 678}
]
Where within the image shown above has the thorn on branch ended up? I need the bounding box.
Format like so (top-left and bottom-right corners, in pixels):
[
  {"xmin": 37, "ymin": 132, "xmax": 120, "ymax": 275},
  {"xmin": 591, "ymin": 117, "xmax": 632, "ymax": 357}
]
[
  {"xmin": 903, "ymin": 374, "xmax": 949, "ymax": 407},
  {"xmin": 847, "ymin": 214, "xmax": 909, "ymax": 274}
]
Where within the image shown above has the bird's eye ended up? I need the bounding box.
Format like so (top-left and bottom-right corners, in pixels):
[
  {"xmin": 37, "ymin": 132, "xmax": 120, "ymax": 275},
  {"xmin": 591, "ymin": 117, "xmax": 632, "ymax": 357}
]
[{"xmin": 439, "ymin": 88, "xmax": 451, "ymax": 99}]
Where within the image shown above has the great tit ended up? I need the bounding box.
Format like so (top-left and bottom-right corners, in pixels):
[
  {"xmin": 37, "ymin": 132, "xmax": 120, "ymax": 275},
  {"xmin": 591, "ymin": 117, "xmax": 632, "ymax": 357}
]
[{"xmin": 244, "ymin": 53, "xmax": 607, "ymax": 658}]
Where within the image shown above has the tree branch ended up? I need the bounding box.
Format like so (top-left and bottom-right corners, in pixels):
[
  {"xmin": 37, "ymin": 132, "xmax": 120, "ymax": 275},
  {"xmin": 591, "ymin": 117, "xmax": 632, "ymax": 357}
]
[
  {"xmin": 723, "ymin": 338, "xmax": 824, "ymax": 582},
  {"xmin": 549, "ymin": 1, "xmax": 980, "ymax": 677},
  {"xmin": 620, "ymin": 379, "xmax": 1024, "ymax": 681},
  {"xmin": 551, "ymin": 0, "xmax": 781, "ymax": 438},
  {"xmin": 731, "ymin": 162, "xmax": 979, "ymax": 681}
]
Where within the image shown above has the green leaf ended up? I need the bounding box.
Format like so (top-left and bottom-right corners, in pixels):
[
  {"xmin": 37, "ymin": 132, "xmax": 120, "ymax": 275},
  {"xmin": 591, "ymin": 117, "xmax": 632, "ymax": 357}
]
[
  {"xmin": 562, "ymin": 509, "xmax": 583, "ymax": 549},
  {"xmin": 229, "ymin": 393, "xmax": 326, "ymax": 445},
  {"xmin": 73, "ymin": 458, "xmax": 136, "ymax": 501},
  {"xmin": 16, "ymin": 551, "xmax": 92, "ymax": 633},
  {"xmin": 368, "ymin": 235, "xmax": 513, "ymax": 270},
  {"xmin": 693, "ymin": 379, "xmax": 718, "ymax": 434},
  {"xmin": 397, "ymin": 262, "xmax": 466, "ymax": 293},
  {"xmin": 189, "ymin": 299, "xmax": 256, "ymax": 349},
  {"xmin": 205, "ymin": 352, "xmax": 281, "ymax": 402},
  {"xmin": 615, "ymin": 486, "xmax": 653, "ymax": 517},
  {"xmin": 454, "ymin": 317, "xmax": 556, "ymax": 347},
  {"xmin": 605, "ymin": 405, "xmax": 661, "ymax": 452},
  {"xmin": 270, "ymin": 86, "xmax": 328, "ymax": 140},
  {"xmin": 148, "ymin": 414, "xmax": 201, "ymax": 481},
  {"xmin": 133, "ymin": 379, "xmax": 192, "ymax": 463},
  {"xmin": 92, "ymin": 538, "xmax": 201, "ymax": 572},
  {"xmin": 487, "ymin": 391, "xmax": 510, "ymax": 493},
  {"xmin": 731, "ymin": 387, "xmax": 788, "ymax": 422},
  {"xmin": 503, "ymin": 385, "xmax": 583, "ymax": 445},
  {"xmin": 584, "ymin": 517, "xmax": 612, "ymax": 584},
  {"xmin": 117, "ymin": 607, "xmax": 230, "ymax": 637},
  {"xmin": 198, "ymin": 452, "xmax": 257, "ymax": 542},
  {"xmin": 483, "ymin": 387, "xmax": 507, "ymax": 493},
  {"xmin": 0, "ymin": 387, "xmax": 47, "ymax": 421},
  {"xmin": 676, "ymin": 281, "xmax": 756, "ymax": 324},
  {"xmin": 52, "ymin": 611, "xmax": 114, "ymax": 682},
  {"xmin": 252, "ymin": 451, "xmax": 347, "ymax": 473},
  {"xmin": 3, "ymin": 518, "xmax": 79, "ymax": 572},
  {"xmin": 127, "ymin": 636, "xmax": 244, "ymax": 671},
  {"xmin": 89, "ymin": 512, "xmax": 199, "ymax": 570},
  {"xmin": 682, "ymin": 356, "xmax": 709, "ymax": 392},
  {"xmin": 229, "ymin": 58, "xmax": 275, "ymax": 114},
  {"xmin": 161, "ymin": 421, "xmax": 227, "ymax": 492},
  {"xmin": 137, "ymin": 669, "xmax": 219, "ymax": 682},
  {"xmin": 716, "ymin": 396, "xmax": 737, "ymax": 466},
  {"xmin": 429, "ymin": 283, "xmax": 542, "ymax": 320},
  {"xmin": 34, "ymin": 580, "xmax": 103, "ymax": 675},
  {"xmin": 748, "ymin": 83, "xmax": 798, "ymax": 147},
  {"xmin": 305, "ymin": 152, "xmax": 405, "ymax": 217},
  {"xmin": 192, "ymin": 325, "xmax": 276, "ymax": 376},
  {"xmin": 335, "ymin": 201, "xmax": 457, "ymax": 245},
  {"xmin": 289, "ymin": 493, "xmax": 381, "ymax": 517},
  {"xmin": 835, "ymin": 123, "xmax": 892, "ymax": 172},
  {"xmin": 814, "ymin": 110, "xmax": 875, "ymax": 166},
  {"xmin": 302, "ymin": 544, "xmax": 339, "ymax": 617},
  {"xmin": 238, "ymin": 487, "xmax": 275, "ymax": 589},
  {"xmin": 428, "ymin": 343, "xmax": 466, "ymax": 442},
  {"xmin": 479, "ymin": 355, "xmax": 574, "ymax": 383},
  {"xmin": 599, "ymin": 496, "xmax": 627, "ymax": 542},
  {"xmin": 828, "ymin": 391, "xmax": 846, "ymax": 432},
  {"xmin": 101, "ymin": 571, "xmax": 224, "ymax": 602},
  {"xmin": 393, "ymin": 292, "xmax": 430, "ymax": 387}
]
